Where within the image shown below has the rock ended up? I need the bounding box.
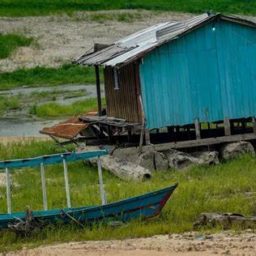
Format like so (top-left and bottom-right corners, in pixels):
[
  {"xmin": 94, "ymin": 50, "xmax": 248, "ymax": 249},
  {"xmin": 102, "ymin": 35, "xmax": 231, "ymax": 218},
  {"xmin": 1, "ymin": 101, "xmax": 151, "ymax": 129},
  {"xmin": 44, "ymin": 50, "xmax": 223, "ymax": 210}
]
[
  {"xmin": 192, "ymin": 151, "xmax": 219, "ymax": 165},
  {"xmin": 137, "ymin": 150, "xmax": 155, "ymax": 171},
  {"xmin": 137, "ymin": 150, "xmax": 168, "ymax": 171},
  {"xmin": 165, "ymin": 149, "xmax": 219, "ymax": 169},
  {"xmin": 220, "ymin": 141, "xmax": 255, "ymax": 160},
  {"xmin": 165, "ymin": 149, "xmax": 200, "ymax": 169},
  {"xmin": 154, "ymin": 151, "xmax": 169, "ymax": 171},
  {"xmin": 193, "ymin": 212, "xmax": 256, "ymax": 230}
]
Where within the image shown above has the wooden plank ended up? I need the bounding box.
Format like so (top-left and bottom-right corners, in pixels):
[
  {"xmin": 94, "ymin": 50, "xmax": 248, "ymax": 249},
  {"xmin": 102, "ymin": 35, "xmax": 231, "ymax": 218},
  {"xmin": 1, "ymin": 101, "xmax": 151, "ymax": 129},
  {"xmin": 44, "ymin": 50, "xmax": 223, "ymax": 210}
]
[
  {"xmin": 141, "ymin": 133, "xmax": 256, "ymax": 152},
  {"xmin": 224, "ymin": 118, "xmax": 231, "ymax": 136},
  {"xmin": 194, "ymin": 118, "xmax": 201, "ymax": 139}
]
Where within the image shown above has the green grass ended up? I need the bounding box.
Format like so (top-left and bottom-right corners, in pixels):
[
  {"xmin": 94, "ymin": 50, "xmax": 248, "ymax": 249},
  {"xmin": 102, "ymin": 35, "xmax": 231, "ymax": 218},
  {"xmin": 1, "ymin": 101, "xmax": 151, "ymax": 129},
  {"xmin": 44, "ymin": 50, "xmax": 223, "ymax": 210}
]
[
  {"xmin": 0, "ymin": 64, "xmax": 96, "ymax": 91},
  {"xmin": 0, "ymin": 0, "xmax": 256, "ymax": 16},
  {"xmin": 0, "ymin": 96, "xmax": 21, "ymax": 115},
  {"xmin": 0, "ymin": 33, "xmax": 33, "ymax": 59},
  {"xmin": 31, "ymin": 98, "xmax": 103, "ymax": 118},
  {"xmin": 0, "ymin": 141, "xmax": 256, "ymax": 252}
]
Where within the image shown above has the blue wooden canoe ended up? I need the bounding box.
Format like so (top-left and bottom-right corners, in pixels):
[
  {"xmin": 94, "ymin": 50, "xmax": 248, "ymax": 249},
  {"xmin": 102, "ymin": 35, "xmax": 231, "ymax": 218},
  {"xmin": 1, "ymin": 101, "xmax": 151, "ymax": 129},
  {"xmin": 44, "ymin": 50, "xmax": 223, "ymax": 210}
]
[
  {"xmin": 0, "ymin": 184, "xmax": 177, "ymax": 230},
  {"xmin": 0, "ymin": 150, "xmax": 178, "ymax": 231}
]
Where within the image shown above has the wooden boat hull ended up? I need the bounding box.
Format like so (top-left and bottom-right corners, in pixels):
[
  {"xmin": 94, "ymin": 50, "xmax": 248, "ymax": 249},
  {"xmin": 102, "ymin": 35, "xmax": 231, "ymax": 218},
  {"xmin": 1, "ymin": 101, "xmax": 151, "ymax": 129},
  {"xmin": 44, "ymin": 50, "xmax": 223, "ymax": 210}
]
[{"xmin": 0, "ymin": 184, "xmax": 178, "ymax": 230}]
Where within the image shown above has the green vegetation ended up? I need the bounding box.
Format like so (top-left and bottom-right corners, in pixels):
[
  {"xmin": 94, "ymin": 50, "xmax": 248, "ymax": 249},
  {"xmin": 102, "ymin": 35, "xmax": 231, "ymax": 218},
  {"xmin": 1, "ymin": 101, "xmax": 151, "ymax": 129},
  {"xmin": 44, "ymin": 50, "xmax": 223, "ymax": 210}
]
[
  {"xmin": 0, "ymin": 64, "xmax": 96, "ymax": 91},
  {"xmin": 31, "ymin": 98, "xmax": 102, "ymax": 118},
  {"xmin": 0, "ymin": 141, "xmax": 256, "ymax": 252},
  {"xmin": 0, "ymin": 0, "xmax": 256, "ymax": 16},
  {"xmin": 0, "ymin": 89, "xmax": 89, "ymax": 118},
  {"xmin": 0, "ymin": 33, "xmax": 33, "ymax": 59},
  {"xmin": 0, "ymin": 95, "xmax": 21, "ymax": 115}
]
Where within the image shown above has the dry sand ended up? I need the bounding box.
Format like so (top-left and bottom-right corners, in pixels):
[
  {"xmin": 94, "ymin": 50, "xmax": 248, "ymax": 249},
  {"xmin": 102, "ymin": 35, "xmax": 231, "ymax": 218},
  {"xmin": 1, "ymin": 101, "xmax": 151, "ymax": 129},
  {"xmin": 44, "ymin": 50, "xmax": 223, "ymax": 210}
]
[
  {"xmin": 4, "ymin": 231, "xmax": 256, "ymax": 256},
  {"xmin": 0, "ymin": 10, "xmax": 192, "ymax": 72}
]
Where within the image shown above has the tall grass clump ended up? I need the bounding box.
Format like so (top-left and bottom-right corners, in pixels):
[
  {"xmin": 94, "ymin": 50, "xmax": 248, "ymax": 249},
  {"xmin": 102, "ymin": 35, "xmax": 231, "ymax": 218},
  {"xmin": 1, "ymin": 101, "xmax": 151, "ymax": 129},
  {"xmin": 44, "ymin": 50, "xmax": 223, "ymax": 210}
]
[
  {"xmin": 0, "ymin": 33, "xmax": 33, "ymax": 59},
  {"xmin": 31, "ymin": 98, "xmax": 104, "ymax": 118}
]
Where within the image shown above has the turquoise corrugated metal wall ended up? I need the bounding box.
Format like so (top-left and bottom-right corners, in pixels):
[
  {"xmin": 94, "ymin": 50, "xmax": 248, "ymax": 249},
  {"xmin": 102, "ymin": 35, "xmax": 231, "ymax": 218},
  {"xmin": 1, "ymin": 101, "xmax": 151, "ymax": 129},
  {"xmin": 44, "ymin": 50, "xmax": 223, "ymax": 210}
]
[{"xmin": 139, "ymin": 20, "xmax": 256, "ymax": 129}]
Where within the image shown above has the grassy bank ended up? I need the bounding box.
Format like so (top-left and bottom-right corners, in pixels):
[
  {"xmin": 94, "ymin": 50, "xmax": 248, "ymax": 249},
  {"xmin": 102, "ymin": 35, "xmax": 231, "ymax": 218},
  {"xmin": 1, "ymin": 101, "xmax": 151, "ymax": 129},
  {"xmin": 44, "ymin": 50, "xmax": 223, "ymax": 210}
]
[
  {"xmin": 31, "ymin": 98, "xmax": 102, "ymax": 118},
  {"xmin": 0, "ymin": 141, "xmax": 256, "ymax": 252},
  {"xmin": 0, "ymin": 88, "xmax": 89, "ymax": 118},
  {"xmin": 0, "ymin": 33, "xmax": 33, "ymax": 59},
  {"xmin": 0, "ymin": 64, "xmax": 96, "ymax": 90},
  {"xmin": 0, "ymin": 0, "xmax": 256, "ymax": 16}
]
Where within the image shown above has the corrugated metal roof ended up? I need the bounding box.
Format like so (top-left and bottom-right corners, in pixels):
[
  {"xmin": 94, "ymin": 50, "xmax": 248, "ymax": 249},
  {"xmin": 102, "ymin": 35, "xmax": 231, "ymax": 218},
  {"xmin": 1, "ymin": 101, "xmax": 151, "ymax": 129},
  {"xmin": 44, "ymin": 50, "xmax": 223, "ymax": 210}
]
[{"xmin": 76, "ymin": 13, "xmax": 256, "ymax": 67}]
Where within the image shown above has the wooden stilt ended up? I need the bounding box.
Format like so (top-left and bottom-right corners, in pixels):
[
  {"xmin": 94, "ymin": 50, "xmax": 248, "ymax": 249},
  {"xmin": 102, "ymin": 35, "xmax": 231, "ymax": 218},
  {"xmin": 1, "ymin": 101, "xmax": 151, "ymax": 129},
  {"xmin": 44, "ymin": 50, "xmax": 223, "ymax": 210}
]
[
  {"xmin": 5, "ymin": 168, "xmax": 11, "ymax": 214},
  {"xmin": 224, "ymin": 118, "xmax": 231, "ymax": 136},
  {"xmin": 40, "ymin": 163, "xmax": 48, "ymax": 210},
  {"xmin": 145, "ymin": 129, "xmax": 151, "ymax": 145},
  {"xmin": 95, "ymin": 65, "xmax": 102, "ymax": 116},
  {"xmin": 97, "ymin": 157, "xmax": 107, "ymax": 205},
  {"xmin": 252, "ymin": 117, "xmax": 256, "ymax": 134},
  {"xmin": 195, "ymin": 118, "xmax": 201, "ymax": 140}
]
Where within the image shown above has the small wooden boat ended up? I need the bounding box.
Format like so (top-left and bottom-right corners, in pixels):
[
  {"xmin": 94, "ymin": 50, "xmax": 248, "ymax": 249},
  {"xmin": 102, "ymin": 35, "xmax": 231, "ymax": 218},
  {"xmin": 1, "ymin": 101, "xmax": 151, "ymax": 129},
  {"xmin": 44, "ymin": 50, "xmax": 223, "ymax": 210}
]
[{"xmin": 0, "ymin": 150, "xmax": 178, "ymax": 231}]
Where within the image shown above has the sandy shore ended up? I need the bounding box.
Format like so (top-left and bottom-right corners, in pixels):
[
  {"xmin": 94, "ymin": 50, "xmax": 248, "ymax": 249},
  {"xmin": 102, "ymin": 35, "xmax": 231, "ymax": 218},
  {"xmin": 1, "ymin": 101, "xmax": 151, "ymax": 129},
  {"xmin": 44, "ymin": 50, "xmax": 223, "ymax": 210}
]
[{"xmin": 5, "ymin": 231, "xmax": 256, "ymax": 256}]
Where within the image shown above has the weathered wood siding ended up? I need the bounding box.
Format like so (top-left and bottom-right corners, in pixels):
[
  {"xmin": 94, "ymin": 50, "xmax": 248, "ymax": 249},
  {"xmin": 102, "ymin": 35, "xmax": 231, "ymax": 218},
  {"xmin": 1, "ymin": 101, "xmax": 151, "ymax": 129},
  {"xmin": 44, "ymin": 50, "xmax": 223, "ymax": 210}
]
[{"xmin": 104, "ymin": 63, "xmax": 141, "ymax": 123}]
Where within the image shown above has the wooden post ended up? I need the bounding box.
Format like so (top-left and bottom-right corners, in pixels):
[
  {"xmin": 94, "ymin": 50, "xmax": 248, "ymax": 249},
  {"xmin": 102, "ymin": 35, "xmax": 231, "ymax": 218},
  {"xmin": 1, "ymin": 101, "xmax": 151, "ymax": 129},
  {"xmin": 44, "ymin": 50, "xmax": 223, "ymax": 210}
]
[
  {"xmin": 252, "ymin": 117, "xmax": 256, "ymax": 134},
  {"xmin": 40, "ymin": 163, "xmax": 48, "ymax": 211},
  {"xmin": 224, "ymin": 118, "xmax": 231, "ymax": 136},
  {"xmin": 97, "ymin": 156, "xmax": 107, "ymax": 205},
  {"xmin": 145, "ymin": 129, "xmax": 151, "ymax": 145},
  {"xmin": 5, "ymin": 168, "xmax": 11, "ymax": 214},
  {"xmin": 95, "ymin": 65, "xmax": 102, "ymax": 116},
  {"xmin": 195, "ymin": 119, "xmax": 201, "ymax": 140},
  {"xmin": 63, "ymin": 158, "xmax": 71, "ymax": 208},
  {"xmin": 138, "ymin": 95, "xmax": 145, "ymax": 152}
]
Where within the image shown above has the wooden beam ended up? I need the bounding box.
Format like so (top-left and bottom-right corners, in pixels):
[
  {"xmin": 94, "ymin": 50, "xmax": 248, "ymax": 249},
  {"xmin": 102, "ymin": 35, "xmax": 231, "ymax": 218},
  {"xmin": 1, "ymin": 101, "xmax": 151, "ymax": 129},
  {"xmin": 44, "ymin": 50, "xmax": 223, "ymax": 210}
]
[
  {"xmin": 95, "ymin": 65, "xmax": 102, "ymax": 116},
  {"xmin": 224, "ymin": 118, "xmax": 231, "ymax": 136},
  {"xmin": 141, "ymin": 133, "xmax": 256, "ymax": 152}
]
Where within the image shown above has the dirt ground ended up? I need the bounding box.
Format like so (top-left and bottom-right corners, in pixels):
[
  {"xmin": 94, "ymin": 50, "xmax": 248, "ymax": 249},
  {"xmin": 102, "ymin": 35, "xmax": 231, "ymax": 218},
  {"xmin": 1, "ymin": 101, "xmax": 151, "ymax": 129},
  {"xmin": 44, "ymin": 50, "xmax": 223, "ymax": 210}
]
[
  {"xmin": 5, "ymin": 231, "xmax": 256, "ymax": 256},
  {"xmin": 0, "ymin": 10, "xmax": 192, "ymax": 72}
]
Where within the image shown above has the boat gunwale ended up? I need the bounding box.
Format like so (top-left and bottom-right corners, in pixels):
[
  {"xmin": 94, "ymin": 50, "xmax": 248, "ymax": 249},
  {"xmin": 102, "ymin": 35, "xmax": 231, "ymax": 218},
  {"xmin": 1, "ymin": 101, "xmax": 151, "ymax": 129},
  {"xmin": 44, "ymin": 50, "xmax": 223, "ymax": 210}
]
[{"xmin": 0, "ymin": 184, "xmax": 178, "ymax": 220}]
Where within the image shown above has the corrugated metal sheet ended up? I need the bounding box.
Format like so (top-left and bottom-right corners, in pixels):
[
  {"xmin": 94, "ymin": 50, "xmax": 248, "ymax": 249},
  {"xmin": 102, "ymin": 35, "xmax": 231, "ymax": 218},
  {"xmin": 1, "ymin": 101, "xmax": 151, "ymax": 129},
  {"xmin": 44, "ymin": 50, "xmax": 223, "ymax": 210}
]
[
  {"xmin": 140, "ymin": 20, "xmax": 256, "ymax": 129},
  {"xmin": 40, "ymin": 117, "xmax": 88, "ymax": 139},
  {"xmin": 76, "ymin": 14, "xmax": 256, "ymax": 67},
  {"xmin": 76, "ymin": 14, "xmax": 211, "ymax": 66}
]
